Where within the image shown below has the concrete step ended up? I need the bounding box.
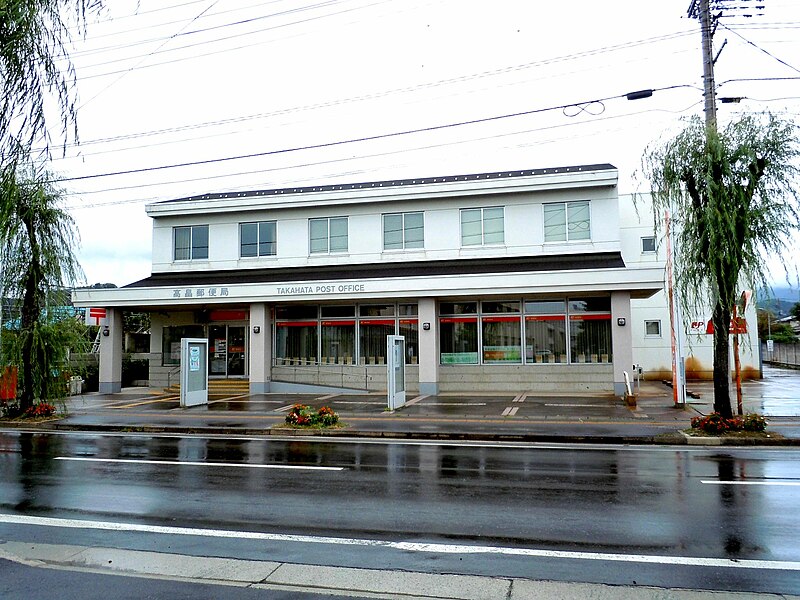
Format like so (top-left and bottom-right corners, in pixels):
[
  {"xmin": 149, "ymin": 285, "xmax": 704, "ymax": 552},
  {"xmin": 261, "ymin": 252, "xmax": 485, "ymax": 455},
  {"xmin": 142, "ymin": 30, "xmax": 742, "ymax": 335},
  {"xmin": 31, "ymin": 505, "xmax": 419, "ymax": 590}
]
[{"xmin": 164, "ymin": 379, "xmax": 249, "ymax": 396}]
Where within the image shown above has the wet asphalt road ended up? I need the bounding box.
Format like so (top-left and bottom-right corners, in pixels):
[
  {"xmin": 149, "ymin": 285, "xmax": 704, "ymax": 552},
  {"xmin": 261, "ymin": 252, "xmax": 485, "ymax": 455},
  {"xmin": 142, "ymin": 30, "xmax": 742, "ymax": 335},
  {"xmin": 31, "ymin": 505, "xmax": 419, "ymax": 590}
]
[{"xmin": 1, "ymin": 431, "xmax": 800, "ymax": 595}]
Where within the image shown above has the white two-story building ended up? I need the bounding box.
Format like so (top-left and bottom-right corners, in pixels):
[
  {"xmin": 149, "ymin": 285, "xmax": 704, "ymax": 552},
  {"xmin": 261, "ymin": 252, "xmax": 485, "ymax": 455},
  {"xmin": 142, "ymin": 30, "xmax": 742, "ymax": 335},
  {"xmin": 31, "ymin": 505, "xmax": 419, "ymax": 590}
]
[{"xmin": 73, "ymin": 163, "xmax": 757, "ymax": 397}]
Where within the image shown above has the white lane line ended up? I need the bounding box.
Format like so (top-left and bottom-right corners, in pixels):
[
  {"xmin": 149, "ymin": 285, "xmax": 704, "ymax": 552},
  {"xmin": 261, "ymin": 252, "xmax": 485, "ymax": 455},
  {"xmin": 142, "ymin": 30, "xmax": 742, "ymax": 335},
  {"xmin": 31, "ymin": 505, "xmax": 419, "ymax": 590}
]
[
  {"xmin": 701, "ymin": 480, "xmax": 800, "ymax": 486},
  {"xmin": 275, "ymin": 404, "xmax": 294, "ymax": 412},
  {"xmin": 545, "ymin": 404, "xmax": 602, "ymax": 408},
  {"xmin": 403, "ymin": 395, "xmax": 429, "ymax": 406},
  {"xmin": 317, "ymin": 394, "xmax": 340, "ymax": 401},
  {"xmin": 511, "ymin": 393, "xmax": 523, "ymax": 403},
  {"xmin": 1, "ymin": 514, "xmax": 798, "ymax": 571},
  {"xmin": 501, "ymin": 407, "xmax": 518, "ymax": 417},
  {"xmin": 55, "ymin": 457, "xmax": 343, "ymax": 471}
]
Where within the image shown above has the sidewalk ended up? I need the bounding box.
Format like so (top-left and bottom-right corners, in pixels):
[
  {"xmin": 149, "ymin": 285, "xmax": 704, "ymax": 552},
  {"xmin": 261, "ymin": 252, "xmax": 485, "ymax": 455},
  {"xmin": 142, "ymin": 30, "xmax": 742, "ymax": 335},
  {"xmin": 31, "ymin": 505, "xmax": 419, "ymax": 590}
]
[{"xmin": 11, "ymin": 366, "xmax": 799, "ymax": 445}]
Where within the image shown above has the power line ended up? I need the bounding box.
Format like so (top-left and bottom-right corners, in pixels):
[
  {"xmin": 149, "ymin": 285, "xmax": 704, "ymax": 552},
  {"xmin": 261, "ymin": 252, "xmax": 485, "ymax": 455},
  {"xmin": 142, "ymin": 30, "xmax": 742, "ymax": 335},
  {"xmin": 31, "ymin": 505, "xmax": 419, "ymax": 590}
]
[
  {"xmin": 56, "ymin": 84, "xmax": 696, "ymax": 186},
  {"xmin": 720, "ymin": 21, "xmax": 800, "ymax": 74}
]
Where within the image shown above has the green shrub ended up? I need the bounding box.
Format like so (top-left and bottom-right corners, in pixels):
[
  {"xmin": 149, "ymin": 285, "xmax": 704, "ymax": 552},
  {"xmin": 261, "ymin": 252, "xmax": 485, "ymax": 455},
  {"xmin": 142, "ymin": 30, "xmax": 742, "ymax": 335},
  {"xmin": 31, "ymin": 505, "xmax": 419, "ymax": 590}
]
[{"xmin": 743, "ymin": 413, "xmax": 768, "ymax": 432}]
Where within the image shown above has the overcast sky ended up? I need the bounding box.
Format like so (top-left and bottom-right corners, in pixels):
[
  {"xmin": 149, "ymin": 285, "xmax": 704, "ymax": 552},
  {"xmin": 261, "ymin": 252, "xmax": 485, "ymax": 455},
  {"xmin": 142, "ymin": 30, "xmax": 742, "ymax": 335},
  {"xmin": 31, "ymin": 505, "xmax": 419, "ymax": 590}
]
[{"xmin": 50, "ymin": 0, "xmax": 800, "ymax": 288}]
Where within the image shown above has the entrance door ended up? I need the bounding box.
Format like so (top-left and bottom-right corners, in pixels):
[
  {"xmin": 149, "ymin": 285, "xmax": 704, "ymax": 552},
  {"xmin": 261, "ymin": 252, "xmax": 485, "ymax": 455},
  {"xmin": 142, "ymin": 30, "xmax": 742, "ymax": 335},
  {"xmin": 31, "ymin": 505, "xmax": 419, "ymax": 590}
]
[
  {"xmin": 209, "ymin": 325, "xmax": 227, "ymax": 376},
  {"xmin": 227, "ymin": 326, "xmax": 246, "ymax": 377},
  {"xmin": 208, "ymin": 325, "xmax": 247, "ymax": 377}
]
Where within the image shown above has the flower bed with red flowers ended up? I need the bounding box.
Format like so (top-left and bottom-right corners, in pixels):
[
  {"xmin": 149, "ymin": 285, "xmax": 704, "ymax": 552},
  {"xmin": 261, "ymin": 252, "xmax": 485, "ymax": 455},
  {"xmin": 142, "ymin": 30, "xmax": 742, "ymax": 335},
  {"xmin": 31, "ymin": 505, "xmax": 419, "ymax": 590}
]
[
  {"xmin": 24, "ymin": 402, "xmax": 57, "ymax": 418},
  {"xmin": 284, "ymin": 404, "xmax": 340, "ymax": 428},
  {"xmin": 690, "ymin": 412, "xmax": 768, "ymax": 435}
]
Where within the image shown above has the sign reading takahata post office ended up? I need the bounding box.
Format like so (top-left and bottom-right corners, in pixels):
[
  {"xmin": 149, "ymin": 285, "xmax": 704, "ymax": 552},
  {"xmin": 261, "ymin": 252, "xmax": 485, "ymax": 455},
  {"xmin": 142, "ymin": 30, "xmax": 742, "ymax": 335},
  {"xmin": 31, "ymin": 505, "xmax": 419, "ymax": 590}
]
[{"xmin": 168, "ymin": 282, "xmax": 369, "ymax": 301}]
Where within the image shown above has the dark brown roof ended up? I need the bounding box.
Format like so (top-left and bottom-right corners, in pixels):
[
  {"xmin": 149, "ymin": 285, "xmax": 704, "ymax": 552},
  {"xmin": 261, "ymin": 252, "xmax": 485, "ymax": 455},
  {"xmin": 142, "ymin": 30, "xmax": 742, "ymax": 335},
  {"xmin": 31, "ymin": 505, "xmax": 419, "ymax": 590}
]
[{"xmin": 125, "ymin": 252, "xmax": 626, "ymax": 289}]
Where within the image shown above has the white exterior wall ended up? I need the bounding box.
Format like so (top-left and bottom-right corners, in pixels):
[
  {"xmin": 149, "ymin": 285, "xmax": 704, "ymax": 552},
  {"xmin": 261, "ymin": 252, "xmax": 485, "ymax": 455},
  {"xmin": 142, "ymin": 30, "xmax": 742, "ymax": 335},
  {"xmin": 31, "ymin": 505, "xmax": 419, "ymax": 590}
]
[
  {"xmin": 150, "ymin": 183, "xmax": 622, "ymax": 275},
  {"xmin": 619, "ymin": 193, "xmax": 760, "ymax": 380}
]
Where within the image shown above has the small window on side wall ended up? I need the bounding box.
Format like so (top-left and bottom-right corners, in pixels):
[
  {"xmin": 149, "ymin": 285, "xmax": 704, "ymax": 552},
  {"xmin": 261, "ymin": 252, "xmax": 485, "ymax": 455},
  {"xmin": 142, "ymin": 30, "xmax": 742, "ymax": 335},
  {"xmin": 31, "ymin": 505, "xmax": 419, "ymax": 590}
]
[
  {"xmin": 645, "ymin": 320, "xmax": 661, "ymax": 337},
  {"xmin": 641, "ymin": 236, "xmax": 656, "ymax": 253}
]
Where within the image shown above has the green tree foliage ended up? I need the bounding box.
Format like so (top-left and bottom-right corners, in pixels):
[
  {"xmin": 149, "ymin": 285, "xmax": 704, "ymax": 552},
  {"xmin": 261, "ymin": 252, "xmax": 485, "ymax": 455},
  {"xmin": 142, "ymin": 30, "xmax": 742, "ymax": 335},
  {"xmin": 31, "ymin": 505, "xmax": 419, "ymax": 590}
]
[
  {"xmin": 0, "ymin": 156, "xmax": 84, "ymax": 411},
  {"xmin": 0, "ymin": 0, "xmax": 103, "ymax": 156},
  {"xmin": 792, "ymin": 301, "xmax": 800, "ymax": 321},
  {"xmin": 769, "ymin": 323, "xmax": 798, "ymax": 344},
  {"xmin": 643, "ymin": 113, "xmax": 800, "ymax": 417}
]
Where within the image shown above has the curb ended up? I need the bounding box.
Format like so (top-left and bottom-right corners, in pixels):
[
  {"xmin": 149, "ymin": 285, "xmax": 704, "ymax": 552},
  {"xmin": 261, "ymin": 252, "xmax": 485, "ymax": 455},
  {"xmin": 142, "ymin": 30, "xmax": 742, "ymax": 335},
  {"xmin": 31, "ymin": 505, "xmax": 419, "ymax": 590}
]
[{"xmin": 0, "ymin": 419, "xmax": 793, "ymax": 446}]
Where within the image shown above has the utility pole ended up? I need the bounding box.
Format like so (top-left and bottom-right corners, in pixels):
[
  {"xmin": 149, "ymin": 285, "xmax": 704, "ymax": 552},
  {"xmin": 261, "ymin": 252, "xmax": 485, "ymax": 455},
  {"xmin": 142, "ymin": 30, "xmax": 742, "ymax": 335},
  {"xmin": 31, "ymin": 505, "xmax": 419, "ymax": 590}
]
[{"xmin": 698, "ymin": 0, "xmax": 718, "ymax": 130}]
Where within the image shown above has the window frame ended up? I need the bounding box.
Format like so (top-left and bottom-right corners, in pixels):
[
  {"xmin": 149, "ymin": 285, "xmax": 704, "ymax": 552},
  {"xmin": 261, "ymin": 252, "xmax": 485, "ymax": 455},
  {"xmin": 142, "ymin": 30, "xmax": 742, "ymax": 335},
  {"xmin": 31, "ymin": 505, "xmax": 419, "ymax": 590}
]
[
  {"xmin": 240, "ymin": 220, "xmax": 277, "ymax": 258},
  {"xmin": 173, "ymin": 225, "xmax": 209, "ymax": 261},
  {"xmin": 460, "ymin": 206, "xmax": 505, "ymax": 247},
  {"xmin": 382, "ymin": 211, "xmax": 424, "ymax": 251},
  {"xmin": 309, "ymin": 216, "xmax": 348, "ymax": 254},
  {"xmin": 641, "ymin": 236, "xmax": 656, "ymax": 253},
  {"xmin": 644, "ymin": 319, "xmax": 662, "ymax": 337},
  {"xmin": 543, "ymin": 200, "xmax": 591, "ymax": 243}
]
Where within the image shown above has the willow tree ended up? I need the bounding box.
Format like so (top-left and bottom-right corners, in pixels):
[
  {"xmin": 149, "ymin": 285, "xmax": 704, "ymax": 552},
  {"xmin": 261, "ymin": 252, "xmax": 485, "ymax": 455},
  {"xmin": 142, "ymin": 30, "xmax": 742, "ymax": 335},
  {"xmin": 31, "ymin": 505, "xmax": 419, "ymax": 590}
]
[
  {"xmin": 0, "ymin": 155, "xmax": 84, "ymax": 412},
  {"xmin": 643, "ymin": 113, "xmax": 800, "ymax": 418},
  {"xmin": 1, "ymin": 0, "xmax": 104, "ymax": 156}
]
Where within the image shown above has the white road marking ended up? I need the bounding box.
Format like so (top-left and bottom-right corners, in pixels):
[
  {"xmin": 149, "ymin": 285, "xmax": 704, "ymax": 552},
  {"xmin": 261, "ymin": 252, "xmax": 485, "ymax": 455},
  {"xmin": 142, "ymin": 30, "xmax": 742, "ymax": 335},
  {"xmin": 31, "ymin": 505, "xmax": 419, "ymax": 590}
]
[
  {"xmin": 512, "ymin": 393, "xmax": 524, "ymax": 403},
  {"xmin": 501, "ymin": 407, "xmax": 518, "ymax": 416},
  {"xmin": 701, "ymin": 480, "xmax": 800, "ymax": 486},
  {"xmin": 545, "ymin": 404, "xmax": 603, "ymax": 408},
  {"xmin": 403, "ymin": 395, "xmax": 429, "ymax": 406},
  {"xmin": 55, "ymin": 457, "xmax": 343, "ymax": 471},
  {"xmin": 1, "ymin": 514, "xmax": 799, "ymax": 571}
]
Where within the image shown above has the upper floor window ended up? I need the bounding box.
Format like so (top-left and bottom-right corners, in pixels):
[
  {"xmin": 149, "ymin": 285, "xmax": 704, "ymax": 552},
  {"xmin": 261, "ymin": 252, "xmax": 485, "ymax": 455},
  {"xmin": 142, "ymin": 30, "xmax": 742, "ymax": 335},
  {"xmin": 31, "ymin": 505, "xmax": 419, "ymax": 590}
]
[
  {"xmin": 310, "ymin": 217, "xmax": 348, "ymax": 254},
  {"xmin": 641, "ymin": 236, "xmax": 656, "ymax": 253},
  {"xmin": 240, "ymin": 221, "xmax": 277, "ymax": 257},
  {"xmin": 174, "ymin": 225, "xmax": 208, "ymax": 261},
  {"xmin": 543, "ymin": 200, "xmax": 590, "ymax": 242},
  {"xmin": 461, "ymin": 207, "xmax": 504, "ymax": 246},
  {"xmin": 383, "ymin": 212, "xmax": 424, "ymax": 250}
]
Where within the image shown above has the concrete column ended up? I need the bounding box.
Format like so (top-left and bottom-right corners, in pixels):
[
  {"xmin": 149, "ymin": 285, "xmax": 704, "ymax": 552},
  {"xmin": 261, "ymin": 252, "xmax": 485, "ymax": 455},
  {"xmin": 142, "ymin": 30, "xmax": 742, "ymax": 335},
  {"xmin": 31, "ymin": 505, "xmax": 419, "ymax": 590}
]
[
  {"xmin": 99, "ymin": 308, "xmax": 123, "ymax": 393},
  {"xmin": 249, "ymin": 303, "xmax": 271, "ymax": 393},
  {"xmin": 417, "ymin": 298, "xmax": 439, "ymax": 395},
  {"xmin": 611, "ymin": 291, "xmax": 633, "ymax": 397}
]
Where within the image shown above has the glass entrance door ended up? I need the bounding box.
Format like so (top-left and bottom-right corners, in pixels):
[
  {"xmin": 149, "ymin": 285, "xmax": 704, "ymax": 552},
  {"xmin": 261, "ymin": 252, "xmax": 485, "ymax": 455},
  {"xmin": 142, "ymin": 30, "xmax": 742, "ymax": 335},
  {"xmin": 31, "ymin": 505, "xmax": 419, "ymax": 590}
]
[
  {"xmin": 209, "ymin": 325, "xmax": 228, "ymax": 376},
  {"xmin": 208, "ymin": 325, "xmax": 247, "ymax": 377},
  {"xmin": 227, "ymin": 326, "xmax": 246, "ymax": 376}
]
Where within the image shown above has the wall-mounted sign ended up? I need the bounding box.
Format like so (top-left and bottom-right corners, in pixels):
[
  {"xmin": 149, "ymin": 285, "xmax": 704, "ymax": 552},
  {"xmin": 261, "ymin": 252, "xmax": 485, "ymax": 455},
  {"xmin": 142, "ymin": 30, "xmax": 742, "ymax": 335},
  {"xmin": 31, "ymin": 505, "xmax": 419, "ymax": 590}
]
[{"xmin": 276, "ymin": 282, "xmax": 366, "ymax": 296}]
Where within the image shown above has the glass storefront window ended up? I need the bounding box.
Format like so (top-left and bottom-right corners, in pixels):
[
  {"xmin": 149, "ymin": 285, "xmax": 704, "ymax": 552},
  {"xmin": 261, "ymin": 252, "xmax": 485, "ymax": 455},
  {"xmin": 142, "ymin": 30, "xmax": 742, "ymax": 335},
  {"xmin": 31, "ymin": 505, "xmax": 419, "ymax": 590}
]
[
  {"xmin": 439, "ymin": 302, "xmax": 477, "ymax": 315},
  {"xmin": 569, "ymin": 315, "xmax": 612, "ymax": 363},
  {"xmin": 524, "ymin": 299, "xmax": 566, "ymax": 314},
  {"xmin": 399, "ymin": 320, "xmax": 418, "ymax": 364},
  {"xmin": 569, "ymin": 297, "xmax": 611, "ymax": 313},
  {"xmin": 275, "ymin": 305, "xmax": 317, "ymax": 320},
  {"xmin": 359, "ymin": 320, "xmax": 395, "ymax": 364},
  {"xmin": 399, "ymin": 304, "xmax": 418, "ymax": 316},
  {"xmin": 321, "ymin": 321, "xmax": 355, "ymax": 364},
  {"xmin": 482, "ymin": 316, "xmax": 521, "ymax": 363},
  {"xmin": 482, "ymin": 301, "xmax": 520, "ymax": 314},
  {"xmin": 321, "ymin": 305, "xmax": 355, "ymax": 318},
  {"xmin": 163, "ymin": 325, "xmax": 205, "ymax": 365},
  {"xmin": 440, "ymin": 318, "xmax": 478, "ymax": 364},
  {"xmin": 360, "ymin": 304, "xmax": 395, "ymax": 317},
  {"xmin": 275, "ymin": 322, "xmax": 318, "ymax": 365},
  {"xmin": 525, "ymin": 316, "xmax": 567, "ymax": 363}
]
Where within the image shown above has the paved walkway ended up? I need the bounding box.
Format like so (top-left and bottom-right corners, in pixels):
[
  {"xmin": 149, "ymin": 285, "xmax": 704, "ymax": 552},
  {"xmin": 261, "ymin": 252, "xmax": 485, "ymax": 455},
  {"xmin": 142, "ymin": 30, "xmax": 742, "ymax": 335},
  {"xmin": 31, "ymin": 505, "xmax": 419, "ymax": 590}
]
[{"xmin": 10, "ymin": 365, "xmax": 796, "ymax": 445}]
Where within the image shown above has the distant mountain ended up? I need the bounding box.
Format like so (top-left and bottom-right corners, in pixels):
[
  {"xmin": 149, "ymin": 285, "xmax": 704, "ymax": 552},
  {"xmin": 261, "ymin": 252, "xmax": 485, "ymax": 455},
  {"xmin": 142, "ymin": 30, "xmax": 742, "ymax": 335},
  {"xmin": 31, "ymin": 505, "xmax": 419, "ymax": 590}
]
[{"xmin": 758, "ymin": 286, "xmax": 799, "ymax": 318}]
